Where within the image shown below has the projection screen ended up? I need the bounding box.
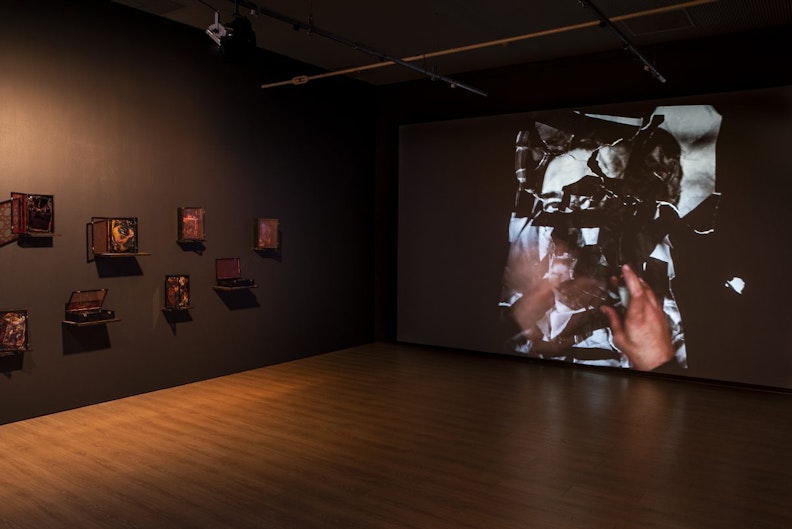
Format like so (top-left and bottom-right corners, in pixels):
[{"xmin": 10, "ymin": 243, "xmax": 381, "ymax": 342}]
[{"xmin": 398, "ymin": 85, "xmax": 792, "ymax": 389}]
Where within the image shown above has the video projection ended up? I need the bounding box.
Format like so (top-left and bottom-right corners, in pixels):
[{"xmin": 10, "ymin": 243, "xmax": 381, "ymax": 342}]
[{"xmin": 398, "ymin": 85, "xmax": 792, "ymax": 389}]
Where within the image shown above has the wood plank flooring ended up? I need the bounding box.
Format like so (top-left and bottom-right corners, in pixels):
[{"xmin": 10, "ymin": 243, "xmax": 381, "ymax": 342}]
[{"xmin": 1, "ymin": 342, "xmax": 790, "ymax": 528}]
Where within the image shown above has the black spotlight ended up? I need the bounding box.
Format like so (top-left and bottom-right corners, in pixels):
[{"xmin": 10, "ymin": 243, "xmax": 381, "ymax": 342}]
[{"xmin": 220, "ymin": 14, "xmax": 257, "ymax": 59}]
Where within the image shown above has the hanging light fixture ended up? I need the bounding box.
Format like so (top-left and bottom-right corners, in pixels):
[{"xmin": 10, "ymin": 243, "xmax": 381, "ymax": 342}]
[{"xmin": 202, "ymin": 0, "xmax": 256, "ymax": 58}]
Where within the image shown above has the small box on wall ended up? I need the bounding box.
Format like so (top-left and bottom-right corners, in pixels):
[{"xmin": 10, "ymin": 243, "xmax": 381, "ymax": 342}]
[
  {"xmin": 0, "ymin": 310, "xmax": 28, "ymax": 354},
  {"xmin": 10, "ymin": 193, "xmax": 54, "ymax": 235},
  {"xmin": 63, "ymin": 289, "xmax": 116, "ymax": 324},
  {"xmin": 177, "ymin": 207, "xmax": 205, "ymax": 242},
  {"xmin": 254, "ymin": 218, "xmax": 279, "ymax": 250},
  {"xmin": 215, "ymin": 257, "xmax": 255, "ymax": 288},
  {"xmin": 164, "ymin": 275, "xmax": 191, "ymax": 310},
  {"xmin": 90, "ymin": 217, "xmax": 139, "ymax": 255}
]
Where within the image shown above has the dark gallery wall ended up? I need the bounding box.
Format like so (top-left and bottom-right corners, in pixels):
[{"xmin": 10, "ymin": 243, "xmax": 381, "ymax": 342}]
[
  {"xmin": 380, "ymin": 24, "xmax": 792, "ymax": 388},
  {"xmin": 0, "ymin": 0, "xmax": 376, "ymax": 424}
]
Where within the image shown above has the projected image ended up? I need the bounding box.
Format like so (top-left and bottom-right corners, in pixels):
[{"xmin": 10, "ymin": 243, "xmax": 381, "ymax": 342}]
[{"xmin": 500, "ymin": 106, "xmax": 722, "ymax": 371}]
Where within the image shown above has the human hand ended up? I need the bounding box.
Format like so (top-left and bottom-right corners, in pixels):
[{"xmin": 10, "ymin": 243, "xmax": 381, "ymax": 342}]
[{"xmin": 600, "ymin": 264, "xmax": 675, "ymax": 371}]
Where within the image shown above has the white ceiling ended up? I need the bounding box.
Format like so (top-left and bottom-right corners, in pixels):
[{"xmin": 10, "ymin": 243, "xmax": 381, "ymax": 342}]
[{"xmin": 111, "ymin": 0, "xmax": 792, "ymax": 88}]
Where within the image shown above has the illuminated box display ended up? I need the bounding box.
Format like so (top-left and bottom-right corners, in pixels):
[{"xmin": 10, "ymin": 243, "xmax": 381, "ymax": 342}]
[
  {"xmin": 64, "ymin": 289, "xmax": 115, "ymax": 323},
  {"xmin": 254, "ymin": 218, "xmax": 279, "ymax": 250},
  {"xmin": 0, "ymin": 310, "xmax": 28, "ymax": 353},
  {"xmin": 10, "ymin": 193, "xmax": 54, "ymax": 235},
  {"xmin": 177, "ymin": 207, "xmax": 206, "ymax": 242},
  {"xmin": 215, "ymin": 257, "xmax": 255, "ymax": 288},
  {"xmin": 165, "ymin": 275, "xmax": 191, "ymax": 309},
  {"xmin": 91, "ymin": 217, "xmax": 139, "ymax": 254}
]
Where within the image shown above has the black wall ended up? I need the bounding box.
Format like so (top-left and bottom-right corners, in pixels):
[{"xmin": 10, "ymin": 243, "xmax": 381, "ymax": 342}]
[{"xmin": 0, "ymin": 0, "xmax": 376, "ymax": 424}]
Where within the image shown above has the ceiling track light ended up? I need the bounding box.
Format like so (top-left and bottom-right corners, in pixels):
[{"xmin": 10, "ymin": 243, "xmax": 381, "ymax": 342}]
[
  {"xmin": 262, "ymin": 0, "xmax": 718, "ymax": 88},
  {"xmin": 225, "ymin": 0, "xmax": 487, "ymax": 97},
  {"xmin": 205, "ymin": 10, "xmax": 227, "ymax": 47},
  {"xmin": 200, "ymin": 0, "xmax": 701, "ymax": 92},
  {"xmin": 259, "ymin": 0, "xmax": 711, "ymax": 90},
  {"xmin": 201, "ymin": 0, "xmax": 257, "ymax": 58},
  {"xmin": 577, "ymin": 0, "xmax": 667, "ymax": 83}
]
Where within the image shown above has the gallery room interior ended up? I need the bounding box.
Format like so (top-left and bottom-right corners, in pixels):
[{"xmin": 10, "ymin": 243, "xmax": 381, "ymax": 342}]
[{"xmin": 1, "ymin": 0, "xmax": 791, "ymax": 527}]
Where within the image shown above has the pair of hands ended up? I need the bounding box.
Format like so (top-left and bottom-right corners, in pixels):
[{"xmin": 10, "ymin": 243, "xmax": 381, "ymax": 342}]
[{"xmin": 600, "ymin": 264, "xmax": 675, "ymax": 371}]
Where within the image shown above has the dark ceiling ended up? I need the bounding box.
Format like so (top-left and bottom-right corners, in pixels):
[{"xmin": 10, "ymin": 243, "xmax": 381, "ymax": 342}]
[{"xmin": 111, "ymin": 0, "xmax": 792, "ymax": 91}]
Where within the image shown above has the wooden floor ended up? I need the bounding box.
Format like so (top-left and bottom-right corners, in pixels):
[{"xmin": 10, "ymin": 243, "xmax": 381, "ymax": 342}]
[{"xmin": 1, "ymin": 342, "xmax": 790, "ymax": 529}]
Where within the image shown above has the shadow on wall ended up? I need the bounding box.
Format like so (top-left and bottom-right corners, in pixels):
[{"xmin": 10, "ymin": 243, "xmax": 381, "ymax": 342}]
[
  {"xmin": 94, "ymin": 257, "xmax": 145, "ymax": 278},
  {"xmin": 213, "ymin": 288, "xmax": 260, "ymax": 310},
  {"xmin": 61, "ymin": 324, "xmax": 113, "ymax": 355},
  {"xmin": 0, "ymin": 353, "xmax": 24, "ymax": 374}
]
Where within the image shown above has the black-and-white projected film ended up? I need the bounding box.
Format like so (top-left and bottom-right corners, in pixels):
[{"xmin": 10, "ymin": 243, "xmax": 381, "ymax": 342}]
[
  {"xmin": 500, "ymin": 107, "xmax": 720, "ymax": 371},
  {"xmin": 398, "ymin": 85, "xmax": 792, "ymax": 389}
]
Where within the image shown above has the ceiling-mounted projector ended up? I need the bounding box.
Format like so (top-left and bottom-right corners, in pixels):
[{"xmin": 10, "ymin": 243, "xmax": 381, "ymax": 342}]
[{"xmin": 206, "ymin": 11, "xmax": 256, "ymax": 57}]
